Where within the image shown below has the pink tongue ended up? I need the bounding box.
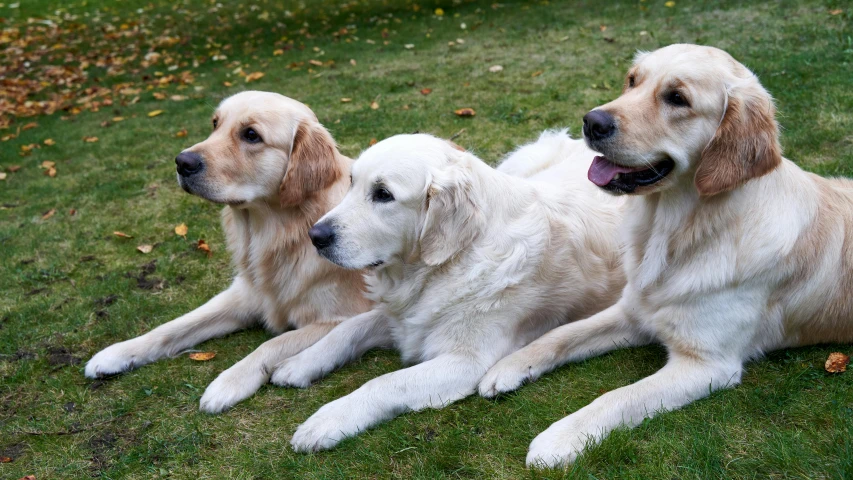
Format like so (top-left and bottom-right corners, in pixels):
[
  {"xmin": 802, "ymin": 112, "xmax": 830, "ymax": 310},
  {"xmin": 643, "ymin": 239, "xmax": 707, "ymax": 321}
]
[{"xmin": 588, "ymin": 156, "xmax": 645, "ymax": 187}]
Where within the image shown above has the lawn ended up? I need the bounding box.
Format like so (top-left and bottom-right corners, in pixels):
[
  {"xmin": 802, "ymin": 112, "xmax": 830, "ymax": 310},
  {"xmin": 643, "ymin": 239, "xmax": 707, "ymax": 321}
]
[{"xmin": 1, "ymin": 0, "xmax": 852, "ymax": 478}]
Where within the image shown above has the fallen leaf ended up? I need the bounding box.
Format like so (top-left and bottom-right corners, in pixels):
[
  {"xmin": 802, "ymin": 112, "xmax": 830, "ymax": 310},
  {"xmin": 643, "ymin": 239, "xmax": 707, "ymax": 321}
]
[
  {"xmin": 83, "ymin": 136, "xmax": 99, "ymax": 143},
  {"xmin": 41, "ymin": 208, "xmax": 56, "ymax": 220},
  {"xmin": 664, "ymin": 0, "xmax": 675, "ymax": 6},
  {"xmin": 830, "ymin": 9, "xmax": 843, "ymax": 15},
  {"xmin": 223, "ymin": 81, "xmax": 234, "ymax": 87},
  {"xmin": 22, "ymin": 122, "xmax": 38, "ymax": 131},
  {"xmin": 308, "ymin": 59, "xmax": 323, "ymax": 66},
  {"xmin": 170, "ymin": 95, "xmax": 188, "ymax": 101},
  {"xmin": 404, "ymin": 44, "xmax": 415, "ymax": 49},
  {"xmin": 137, "ymin": 244, "xmax": 153, "ymax": 254},
  {"xmin": 152, "ymin": 91, "xmax": 166, "ymax": 100},
  {"xmin": 826, "ymin": 352, "xmax": 850, "ymax": 373},
  {"xmin": 0, "ymin": 456, "xmax": 11, "ymax": 463},
  {"xmin": 43, "ymin": 138, "xmax": 56, "ymax": 146},
  {"xmin": 273, "ymin": 48, "xmax": 285, "ymax": 56},
  {"xmin": 45, "ymin": 167, "xmax": 57, "ymax": 177},
  {"xmin": 245, "ymin": 72, "xmax": 265, "ymax": 82},
  {"xmin": 41, "ymin": 161, "xmax": 56, "ymax": 168},
  {"xmin": 8, "ymin": 165, "xmax": 22, "ymax": 172},
  {"xmin": 176, "ymin": 128, "xmax": 188, "ymax": 138},
  {"xmin": 0, "ymin": 172, "xmax": 6, "ymax": 180},
  {"xmin": 420, "ymin": 88, "xmax": 433, "ymax": 95},
  {"xmin": 189, "ymin": 352, "xmax": 216, "ymax": 361},
  {"xmin": 69, "ymin": 209, "xmax": 77, "ymax": 216},
  {"xmin": 341, "ymin": 97, "xmax": 352, "ymax": 103},
  {"xmin": 112, "ymin": 117, "xmax": 125, "ymax": 122},
  {"xmin": 435, "ymin": 7, "xmax": 445, "ymax": 16},
  {"xmin": 175, "ymin": 223, "xmax": 188, "ymax": 237},
  {"xmin": 350, "ymin": 59, "xmax": 357, "ymax": 66},
  {"xmin": 488, "ymin": 65, "xmax": 503, "ymax": 73},
  {"xmin": 600, "ymin": 25, "xmax": 607, "ymax": 32},
  {"xmin": 531, "ymin": 70, "xmax": 543, "ymax": 78},
  {"xmin": 369, "ymin": 138, "xmax": 378, "ymax": 146},
  {"xmin": 197, "ymin": 239, "xmax": 212, "ymax": 257},
  {"xmin": 454, "ymin": 108, "xmax": 476, "ymax": 117},
  {"xmin": 113, "ymin": 231, "xmax": 133, "ymax": 239},
  {"xmin": 18, "ymin": 476, "xmax": 35, "ymax": 480},
  {"xmin": 370, "ymin": 101, "xmax": 380, "ymax": 110},
  {"xmin": 148, "ymin": 110, "xmax": 164, "ymax": 117}
]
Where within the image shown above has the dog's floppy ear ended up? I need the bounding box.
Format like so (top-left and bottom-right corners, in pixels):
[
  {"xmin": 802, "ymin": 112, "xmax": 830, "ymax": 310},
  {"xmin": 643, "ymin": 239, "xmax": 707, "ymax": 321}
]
[
  {"xmin": 418, "ymin": 156, "xmax": 483, "ymax": 266},
  {"xmin": 694, "ymin": 81, "xmax": 782, "ymax": 196},
  {"xmin": 280, "ymin": 121, "xmax": 341, "ymax": 207}
]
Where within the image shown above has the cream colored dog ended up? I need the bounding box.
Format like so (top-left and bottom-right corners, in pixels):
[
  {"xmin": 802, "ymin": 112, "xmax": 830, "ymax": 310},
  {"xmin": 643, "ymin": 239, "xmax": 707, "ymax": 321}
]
[
  {"xmin": 85, "ymin": 91, "xmax": 371, "ymax": 413},
  {"xmin": 480, "ymin": 44, "xmax": 853, "ymax": 467},
  {"xmin": 271, "ymin": 131, "xmax": 626, "ymax": 452}
]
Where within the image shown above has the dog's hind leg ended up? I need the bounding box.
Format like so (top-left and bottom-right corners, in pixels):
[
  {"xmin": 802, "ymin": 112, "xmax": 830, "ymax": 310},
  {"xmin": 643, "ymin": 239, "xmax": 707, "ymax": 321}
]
[{"xmin": 85, "ymin": 277, "xmax": 258, "ymax": 378}]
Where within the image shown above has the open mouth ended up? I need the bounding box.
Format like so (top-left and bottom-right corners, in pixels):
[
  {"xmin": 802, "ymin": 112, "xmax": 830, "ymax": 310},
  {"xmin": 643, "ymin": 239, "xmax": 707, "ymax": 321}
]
[{"xmin": 588, "ymin": 156, "xmax": 675, "ymax": 193}]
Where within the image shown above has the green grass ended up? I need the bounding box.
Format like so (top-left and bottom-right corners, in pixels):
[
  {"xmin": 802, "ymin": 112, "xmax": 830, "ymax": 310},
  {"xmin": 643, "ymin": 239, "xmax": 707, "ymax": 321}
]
[{"xmin": 1, "ymin": 0, "xmax": 852, "ymax": 478}]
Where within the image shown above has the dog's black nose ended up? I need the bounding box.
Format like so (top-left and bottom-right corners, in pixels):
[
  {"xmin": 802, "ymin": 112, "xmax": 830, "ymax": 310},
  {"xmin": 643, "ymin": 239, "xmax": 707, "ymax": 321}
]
[
  {"xmin": 583, "ymin": 110, "xmax": 617, "ymax": 141},
  {"xmin": 175, "ymin": 151, "xmax": 204, "ymax": 177},
  {"xmin": 309, "ymin": 223, "xmax": 336, "ymax": 250}
]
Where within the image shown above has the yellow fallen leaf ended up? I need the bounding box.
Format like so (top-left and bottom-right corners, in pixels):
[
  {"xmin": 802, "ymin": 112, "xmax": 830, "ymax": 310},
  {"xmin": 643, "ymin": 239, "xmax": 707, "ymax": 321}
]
[
  {"xmin": 41, "ymin": 208, "xmax": 56, "ymax": 220},
  {"xmin": 435, "ymin": 7, "xmax": 445, "ymax": 16},
  {"xmin": 112, "ymin": 117, "xmax": 125, "ymax": 122},
  {"xmin": 189, "ymin": 352, "xmax": 216, "ymax": 361},
  {"xmin": 42, "ymin": 161, "xmax": 56, "ymax": 168},
  {"xmin": 273, "ymin": 48, "xmax": 284, "ymax": 56},
  {"xmin": 113, "ymin": 231, "xmax": 133, "ymax": 238},
  {"xmin": 176, "ymin": 128, "xmax": 188, "ymax": 138},
  {"xmin": 531, "ymin": 70, "xmax": 543, "ymax": 78},
  {"xmin": 148, "ymin": 110, "xmax": 164, "ymax": 117},
  {"xmin": 153, "ymin": 91, "xmax": 166, "ymax": 100},
  {"xmin": 22, "ymin": 122, "xmax": 38, "ymax": 131},
  {"xmin": 45, "ymin": 167, "xmax": 57, "ymax": 177},
  {"xmin": 369, "ymin": 138, "xmax": 378, "ymax": 146},
  {"xmin": 664, "ymin": 0, "xmax": 675, "ymax": 6},
  {"xmin": 83, "ymin": 136, "xmax": 99, "ymax": 143},
  {"xmin": 830, "ymin": 9, "xmax": 843, "ymax": 15},
  {"xmin": 137, "ymin": 244, "xmax": 153, "ymax": 254},
  {"xmin": 245, "ymin": 72, "xmax": 265, "ymax": 82},
  {"xmin": 309, "ymin": 59, "xmax": 323, "ymax": 66},
  {"xmin": 370, "ymin": 101, "xmax": 380, "ymax": 110},
  {"xmin": 341, "ymin": 97, "xmax": 352, "ymax": 103},
  {"xmin": 43, "ymin": 138, "xmax": 56, "ymax": 146},
  {"xmin": 197, "ymin": 239, "xmax": 212, "ymax": 257},
  {"xmin": 223, "ymin": 81, "xmax": 234, "ymax": 87},
  {"xmin": 175, "ymin": 223, "xmax": 188, "ymax": 237},
  {"xmin": 454, "ymin": 108, "xmax": 476, "ymax": 117}
]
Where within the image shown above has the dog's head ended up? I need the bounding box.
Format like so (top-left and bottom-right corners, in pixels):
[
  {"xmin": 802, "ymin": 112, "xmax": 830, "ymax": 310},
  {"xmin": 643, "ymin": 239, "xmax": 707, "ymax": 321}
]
[
  {"xmin": 176, "ymin": 91, "xmax": 341, "ymax": 206},
  {"xmin": 583, "ymin": 44, "xmax": 781, "ymax": 196},
  {"xmin": 308, "ymin": 134, "xmax": 483, "ymax": 270}
]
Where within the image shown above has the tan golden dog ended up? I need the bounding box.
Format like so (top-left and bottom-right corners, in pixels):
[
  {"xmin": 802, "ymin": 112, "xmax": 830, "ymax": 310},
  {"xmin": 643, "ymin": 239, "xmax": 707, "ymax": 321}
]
[
  {"xmin": 86, "ymin": 91, "xmax": 371, "ymax": 413},
  {"xmin": 480, "ymin": 44, "xmax": 853, "ymax": 467}
]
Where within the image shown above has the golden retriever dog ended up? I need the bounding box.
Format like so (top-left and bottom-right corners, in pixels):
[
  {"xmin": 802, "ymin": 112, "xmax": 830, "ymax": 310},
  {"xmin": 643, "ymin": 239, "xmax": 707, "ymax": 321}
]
[
  {"xmin": 479, "ymin": 44, "xmax": 853, "ymax": 467},
  {"xmin": 85, "ymin": 91, "xmax": 371, "ymax": 413},
  {"xmin": 269, "ymin": 131, "xmax": 627, "ymax": 452}
]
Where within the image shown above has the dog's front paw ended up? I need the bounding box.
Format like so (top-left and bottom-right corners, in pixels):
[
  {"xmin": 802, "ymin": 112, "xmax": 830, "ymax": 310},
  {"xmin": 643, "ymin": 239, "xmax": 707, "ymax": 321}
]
[
  {"xmin": 199, "ymin": 362, "xmax": 267, "ymax": 414},
  {"xmin": 85, "ymin": 341, "xmax": 146, "ymax": 378},
  {"xmin": 525, "ymin": 420, "xmax": 588, "ymax": 468},
  {"xmin": 291, "ymin": 400, "xmax": 361, "ymax": 452},
  {"xmin": 270, "ymin": 355, "xmax": 320, "ymax": 388},
  {"xmin": 478, "ymin": 356, "xmax": 535, "ymax": 398}
]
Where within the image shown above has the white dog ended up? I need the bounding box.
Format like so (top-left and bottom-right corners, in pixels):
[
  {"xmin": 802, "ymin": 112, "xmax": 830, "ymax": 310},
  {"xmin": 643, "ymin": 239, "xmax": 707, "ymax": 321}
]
[
  {"xmin": 479, "ymin": 44, "xmax": 853, "ymax": 467},
  {"xmin": 85, "ymin": 92, "xmax": 371, "ymax": 413},
  {"xmin": 270, "ymin": 131, "xmax": 627, "ymax": 452}
]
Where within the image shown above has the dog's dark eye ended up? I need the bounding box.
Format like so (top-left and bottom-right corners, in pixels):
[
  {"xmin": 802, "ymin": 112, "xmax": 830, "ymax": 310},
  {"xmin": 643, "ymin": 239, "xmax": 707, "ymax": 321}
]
[
  {"xmin": 212, "ymin": 118, "xmax": 218, "ymax": 129},
  {"xmin": 242, "ymin": 127, "xmax": 262, "ymax": 143},
  {"xmin": 372, "ymin": 187, "xmax": 394, "ymax": 203},
  {"xmin": 628, "ymin": 75, "xmax": 635, "ymax": 88},
  {"xmin": 665, "ymin": 91, "xmax": 690, "ymax": 107}
]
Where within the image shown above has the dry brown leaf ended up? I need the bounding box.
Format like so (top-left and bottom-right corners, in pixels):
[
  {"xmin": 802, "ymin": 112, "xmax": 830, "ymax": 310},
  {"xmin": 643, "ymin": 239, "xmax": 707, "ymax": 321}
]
[
  {"xmin": 46, "ymin": 167, "xmax": 57, "ymax": 177},
  {"xmin": 148, "ymin": 110, "xmax": 164, "ymax": 117},
  {"xmin": 137, "ymin": 244, "xmax": 153, "ymax": 254},
  {"xmin": 223, "ymin": 81, "xmax": 234, "ymax": 87},
  {"xmin": 189, "ymin": 352, "xmax": 216, "ymax": 361},
  {"xmin": 0, "ymin": 172, "xmax": 7, "ymax": 180},
  {"xmin": 112, "ymin": 117, "xmax": 125, "ymax": 122},
  {"xmin": 175, "ymin": 128, "xmax": 188, "ymax": 138},
  {"xmin": 22, "ymin": 122, "xmax": 38, "ymax": 131},
  {"xmin": 370, "ymin": 101, "xmax": 380, "ymax": 110},
  {"xmin": 245, "ymin": 72, "xmax": 265, "ymax": 82},
  {"xmin": 830, "ymin": 9, "xmax": 843, "ymax": 15},
  {"xmin": 273, "ymin": 49, "xmax": 285, "ymax": 56},
  {"xmin": 350, "ymin": 59, "xmax": 357, "ymax": 66},
  {"xmin": 0, "ymin": 456, "xmax": 11, "ymax": 463},
  {"xmin": 19, "ymin": 475, "xmax": 36, "ymax": 480},
  {"xmin": 175, "ymin": 223, "xmax": 188, "ymax": 237},
  {"xmin": 197, "ymin": 239, "xmax": 212, "ymax": 257},
  {"xmin": 170, "ymin": 95, "xmax": 188, "ymax": 101},
  {"xmin": 113, "ymin": 231, "xmax": 133, "ymax": 239},
  {"xmin": 8, "ymin": 165, "xmax": 21, "ymax": 172},
  {"xmin": 309, "ymin": 59, "xmax": 323, "ymax": 66},
  {"xmin": 152, "ymin": 91, "xmax": 166, "ymax": 100},
  {"xmin": 340, "ymin": 97, "xmax": 352, "ymax": 103},
  {"xmin": 83, "ymin": 136, "xmax": 99, "ymax": 143},
  {"xmin": 41, "ymin": 161, "xmax": 56, "ymax": 168},
  {"xmin": 531, "ymin": 70, "xmax": 543, "ymax": 78},
  {"xmin": 41, "ymin": 208, "xmax": 56, "ymax": 220},
  {"xmin": 825, "ymin": 352, "xmax": 849, "ymax": 373},
  {"xmin": 43, "ymin": 138, "xmax": 56, "ymax": 146},
  {"xmin": 69, "ymin": 208, "xmax": 77, "ymax": 216},
  {"xmin": 420, "ymin": 88, "xmax": 433, "ymax": 95},
  {"xmin": 454, "ymin": 108, "xmax": 476, "ymax": 117},
  {"xmin": 369, "ymin": 138, "xmax": 378, "ymax": 146}
]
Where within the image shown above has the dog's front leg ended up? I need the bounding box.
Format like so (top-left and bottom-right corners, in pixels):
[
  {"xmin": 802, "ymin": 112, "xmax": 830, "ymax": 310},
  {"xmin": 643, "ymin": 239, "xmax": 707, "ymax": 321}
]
[
  {"xmin": 270, "ymin": 309, "xmax": 392, "ymax": 388},
  {"xmin": 85, "ymin": 277, "xmax": 258, "ymax": 378},
  {"xmin": 479, "ymin": 302, "xmax": 650, "ymax": 397},
  {"xmin": 526, "ymin": 356, "xmax": 743, "ymax": 468},
  {"xmin": 290, "ymin": 353, "xmax": 488, "ymax": 452}
]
